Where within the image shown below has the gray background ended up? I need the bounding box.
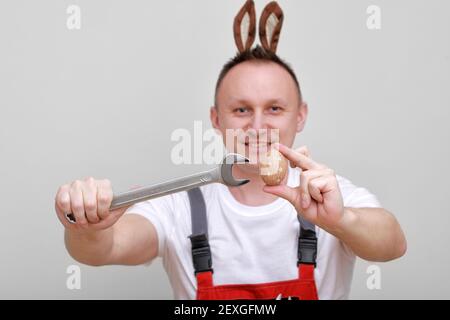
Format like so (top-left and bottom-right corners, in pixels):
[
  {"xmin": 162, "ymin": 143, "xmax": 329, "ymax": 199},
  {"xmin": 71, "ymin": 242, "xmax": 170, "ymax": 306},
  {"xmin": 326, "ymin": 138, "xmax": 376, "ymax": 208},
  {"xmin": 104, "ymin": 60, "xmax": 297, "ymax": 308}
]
[{"xmin": 0, "ymin": 0, "xmax": 449, "ymax": 299}]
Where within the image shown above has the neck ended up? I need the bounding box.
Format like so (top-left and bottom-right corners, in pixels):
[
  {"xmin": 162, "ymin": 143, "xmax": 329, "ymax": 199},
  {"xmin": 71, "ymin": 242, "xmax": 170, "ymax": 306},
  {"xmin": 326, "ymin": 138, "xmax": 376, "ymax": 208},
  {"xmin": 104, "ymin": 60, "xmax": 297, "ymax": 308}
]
[{"xmin": 227, "ymin": 163, "xmax": 289, "ymax": 206}]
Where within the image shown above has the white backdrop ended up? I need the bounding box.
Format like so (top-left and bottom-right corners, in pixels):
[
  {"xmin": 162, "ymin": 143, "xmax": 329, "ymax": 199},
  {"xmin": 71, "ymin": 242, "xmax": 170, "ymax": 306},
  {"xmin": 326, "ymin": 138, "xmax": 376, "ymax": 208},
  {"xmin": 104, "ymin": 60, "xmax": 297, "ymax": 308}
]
[{"xmin": 0, "ymin": 0, "xmax": 449, "ymax": 299}]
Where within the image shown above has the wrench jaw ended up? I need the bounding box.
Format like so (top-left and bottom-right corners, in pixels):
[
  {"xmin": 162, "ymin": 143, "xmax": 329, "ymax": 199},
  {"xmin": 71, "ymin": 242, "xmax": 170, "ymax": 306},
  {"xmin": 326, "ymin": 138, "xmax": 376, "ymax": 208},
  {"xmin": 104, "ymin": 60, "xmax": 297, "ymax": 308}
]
[
  {"xmin": 223, "ymin": 153, "xmax": 249, "ymax": 165},
  {"xmin": 230, "ymin": 177, "xmax": 250, "ymax": 187},
  {"xmin": 221, "ymin": 153, "xmax": 250, "ymax": 187}
]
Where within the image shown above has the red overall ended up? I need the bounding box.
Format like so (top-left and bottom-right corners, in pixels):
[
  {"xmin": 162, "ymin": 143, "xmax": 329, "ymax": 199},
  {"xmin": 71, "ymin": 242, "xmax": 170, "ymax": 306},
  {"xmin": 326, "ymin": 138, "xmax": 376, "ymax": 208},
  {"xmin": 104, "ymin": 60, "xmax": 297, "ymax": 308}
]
[{"xmin": 187, "ymin": 188, "xmax": 319, "ymax": 300}]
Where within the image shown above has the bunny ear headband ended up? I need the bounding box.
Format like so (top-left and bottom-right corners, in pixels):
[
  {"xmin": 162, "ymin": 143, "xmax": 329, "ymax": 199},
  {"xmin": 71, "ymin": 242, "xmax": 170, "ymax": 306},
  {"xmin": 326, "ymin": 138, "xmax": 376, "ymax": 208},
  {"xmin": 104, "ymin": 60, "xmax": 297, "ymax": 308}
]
[{"xmin": 233, "ymin": 0, "xmax": 284, "ymax": 53}]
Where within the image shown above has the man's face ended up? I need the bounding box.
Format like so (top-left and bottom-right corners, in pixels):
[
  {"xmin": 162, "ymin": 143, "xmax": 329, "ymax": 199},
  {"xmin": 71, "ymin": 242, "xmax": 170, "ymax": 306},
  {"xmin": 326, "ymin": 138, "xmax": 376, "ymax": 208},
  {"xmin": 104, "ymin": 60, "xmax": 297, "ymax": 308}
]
[{"xmin": 211, "ymin": 61, "xmax": 308, "ymax": 167}]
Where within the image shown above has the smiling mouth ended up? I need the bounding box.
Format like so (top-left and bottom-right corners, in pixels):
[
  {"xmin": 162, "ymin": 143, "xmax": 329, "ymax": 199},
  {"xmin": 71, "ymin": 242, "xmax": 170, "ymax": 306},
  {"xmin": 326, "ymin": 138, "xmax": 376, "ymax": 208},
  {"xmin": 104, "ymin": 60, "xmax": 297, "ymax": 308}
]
[
  {"xmin": 242, "ymin": 134, "xmax": 273, "ymax": 145},
  {"xmin": 236, "ymin": 141, "xmax": 273, "ymax": 164},
  {"xmin": 243, "ymin": 141, "xmax": 273, "ymax": 153},
  {"xmin": 244, "ymin": 142, "xmax": 272, "ymax": 147}
]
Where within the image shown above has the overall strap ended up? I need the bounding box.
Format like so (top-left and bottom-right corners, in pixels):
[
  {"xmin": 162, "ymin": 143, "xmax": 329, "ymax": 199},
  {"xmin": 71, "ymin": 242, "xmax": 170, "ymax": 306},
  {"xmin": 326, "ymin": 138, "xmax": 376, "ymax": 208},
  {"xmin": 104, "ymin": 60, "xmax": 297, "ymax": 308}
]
[{"xmin": 187, "ymin": 187, "xmax": 213, "ymax": 275}]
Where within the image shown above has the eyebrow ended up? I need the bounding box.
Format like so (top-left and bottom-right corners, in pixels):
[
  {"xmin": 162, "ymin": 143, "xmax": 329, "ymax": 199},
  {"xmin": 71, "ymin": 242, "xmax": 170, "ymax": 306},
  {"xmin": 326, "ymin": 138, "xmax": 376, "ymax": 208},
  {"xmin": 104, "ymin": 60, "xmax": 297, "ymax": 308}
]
[{"xmin": 227, "ymin": 97, "xmax": 288, "ymax": 107}]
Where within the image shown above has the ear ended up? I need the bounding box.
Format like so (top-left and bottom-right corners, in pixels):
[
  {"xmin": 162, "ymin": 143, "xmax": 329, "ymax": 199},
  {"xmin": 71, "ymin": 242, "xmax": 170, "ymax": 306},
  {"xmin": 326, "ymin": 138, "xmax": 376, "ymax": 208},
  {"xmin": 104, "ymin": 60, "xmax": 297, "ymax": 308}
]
[
  {"xmin": 210, "ymin": 106, "xmax": 220, "ymax": 131},
  {"xmin": 296, "ymin": 102, "xmax": 308, "ymax": 132},
  {"xmin": 233, "ymin": 0, "xmax": 256, "ymax": 53},
  {"xmin": 259, "ymin": 1, "xmax": 284, "ymax": 53}
]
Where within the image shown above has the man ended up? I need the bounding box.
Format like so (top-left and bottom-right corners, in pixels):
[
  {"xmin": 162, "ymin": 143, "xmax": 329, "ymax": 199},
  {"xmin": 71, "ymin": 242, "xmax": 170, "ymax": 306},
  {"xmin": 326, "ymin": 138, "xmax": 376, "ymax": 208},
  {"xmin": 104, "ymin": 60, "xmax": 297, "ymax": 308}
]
[
  {"xmin": 54, "ymin": 46, "xmax": 406, "ymax": 299},
  {"xmin": 54, "ymin": 2, "xmax": 406, "ymax": 299}
]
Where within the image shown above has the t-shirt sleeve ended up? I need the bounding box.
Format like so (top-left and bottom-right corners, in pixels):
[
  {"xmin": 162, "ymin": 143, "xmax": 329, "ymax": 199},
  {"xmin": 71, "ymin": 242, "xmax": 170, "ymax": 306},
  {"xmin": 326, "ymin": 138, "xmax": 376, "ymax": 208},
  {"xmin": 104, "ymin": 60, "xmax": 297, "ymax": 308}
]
[
  {"xmin": 335, "ymin": 174, "xmax": 383, "ymax": 258},
  {"xmin": 124, "ymin": 195, "xmax": 175, "ymax": 259},
  {"xmin": 337, "ymin": 174, "xmax": 382, "ymax": 208}
]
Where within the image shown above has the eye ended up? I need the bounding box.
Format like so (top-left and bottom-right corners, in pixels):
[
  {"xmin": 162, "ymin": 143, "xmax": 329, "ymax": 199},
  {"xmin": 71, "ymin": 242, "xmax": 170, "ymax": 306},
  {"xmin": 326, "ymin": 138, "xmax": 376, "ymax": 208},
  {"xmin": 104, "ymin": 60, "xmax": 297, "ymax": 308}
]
[
  {"xmin": 269, "ymin": 105, "xmax": 282, "ymax": 113},
  {"xmin": 234, "ymin": 107, "xmax": 250, "ymax": 114}
]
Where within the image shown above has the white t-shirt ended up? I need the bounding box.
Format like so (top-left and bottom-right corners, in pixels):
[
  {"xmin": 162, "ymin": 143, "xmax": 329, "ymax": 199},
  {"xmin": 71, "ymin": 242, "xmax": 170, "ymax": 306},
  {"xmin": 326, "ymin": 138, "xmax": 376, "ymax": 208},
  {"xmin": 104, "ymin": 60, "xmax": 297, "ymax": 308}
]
[{"xmin": 124, "ymin": 166, "xmax": 381, "ymax": 299}]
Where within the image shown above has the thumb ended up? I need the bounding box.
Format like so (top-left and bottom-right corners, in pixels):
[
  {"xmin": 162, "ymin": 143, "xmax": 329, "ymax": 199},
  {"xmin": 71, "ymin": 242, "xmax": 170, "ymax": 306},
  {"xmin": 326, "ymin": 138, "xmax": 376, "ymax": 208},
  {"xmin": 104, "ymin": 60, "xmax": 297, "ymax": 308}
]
[{"xmin": 263, "ymin": 185, "xmax": 299, "ymax": 206}]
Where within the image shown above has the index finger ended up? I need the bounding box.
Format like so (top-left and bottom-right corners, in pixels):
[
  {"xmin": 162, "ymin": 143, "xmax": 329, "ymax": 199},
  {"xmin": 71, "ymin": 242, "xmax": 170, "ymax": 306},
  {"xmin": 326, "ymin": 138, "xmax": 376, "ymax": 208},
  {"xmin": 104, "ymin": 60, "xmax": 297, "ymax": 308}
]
[{"xmin": 274, "ymin": 143, "xmax": 322, "ymax": 170}]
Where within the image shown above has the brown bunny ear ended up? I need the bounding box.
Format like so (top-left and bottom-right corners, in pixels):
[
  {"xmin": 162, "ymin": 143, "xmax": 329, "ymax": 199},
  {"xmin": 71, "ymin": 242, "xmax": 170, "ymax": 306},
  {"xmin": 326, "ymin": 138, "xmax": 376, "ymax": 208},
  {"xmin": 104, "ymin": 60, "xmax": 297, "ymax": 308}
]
[
  {"xmin": 233, "ymin": 0, "xmax": 256, "ymax": 53},
  {"xmin": 259, "ymin": 1, "xmax": 284, "ymax": 53}
]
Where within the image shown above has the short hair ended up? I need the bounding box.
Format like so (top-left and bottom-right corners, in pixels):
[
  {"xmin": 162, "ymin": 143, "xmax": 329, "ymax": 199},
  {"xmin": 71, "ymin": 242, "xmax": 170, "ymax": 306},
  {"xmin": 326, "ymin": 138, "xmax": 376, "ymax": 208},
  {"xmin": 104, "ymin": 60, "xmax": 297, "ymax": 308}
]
[{"xmin": 214, "ymin": 45, "xmax": 302, "ymax": 106}]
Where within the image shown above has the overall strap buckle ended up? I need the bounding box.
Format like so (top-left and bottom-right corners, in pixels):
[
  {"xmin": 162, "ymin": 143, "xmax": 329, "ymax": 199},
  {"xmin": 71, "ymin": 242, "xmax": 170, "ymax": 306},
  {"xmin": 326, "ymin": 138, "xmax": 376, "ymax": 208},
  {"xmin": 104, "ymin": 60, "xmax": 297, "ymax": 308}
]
[
  {"xmin": 297, "ymin": 228, "xmax": 317, "ymax": 267},
  {"xmin": 189, "ymin": 233, "xmax": 213, "ymax": 274}
]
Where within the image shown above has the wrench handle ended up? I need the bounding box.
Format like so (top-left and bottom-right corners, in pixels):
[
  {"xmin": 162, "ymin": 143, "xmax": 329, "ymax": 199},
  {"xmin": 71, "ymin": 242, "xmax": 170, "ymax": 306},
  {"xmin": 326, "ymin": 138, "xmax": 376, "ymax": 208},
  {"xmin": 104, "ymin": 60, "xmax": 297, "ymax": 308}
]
[{"xmin": 65, "ymin": 169, "xmax": 220, "ymax": 223}]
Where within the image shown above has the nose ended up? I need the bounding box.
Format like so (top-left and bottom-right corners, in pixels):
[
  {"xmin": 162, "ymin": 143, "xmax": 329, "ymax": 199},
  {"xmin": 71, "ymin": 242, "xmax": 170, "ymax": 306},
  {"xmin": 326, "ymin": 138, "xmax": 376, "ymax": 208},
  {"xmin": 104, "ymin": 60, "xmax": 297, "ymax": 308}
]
[
  {"xmin": 249, "ymin": 110, "xmax": 267, "ymax": 131},
  {"xmin": 245, "ymin": 111, "xmax": 274, "ymax": 144},
  {"xmin": 246, "ymin": 110, "xmax": 279, "ymax": 144}
]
